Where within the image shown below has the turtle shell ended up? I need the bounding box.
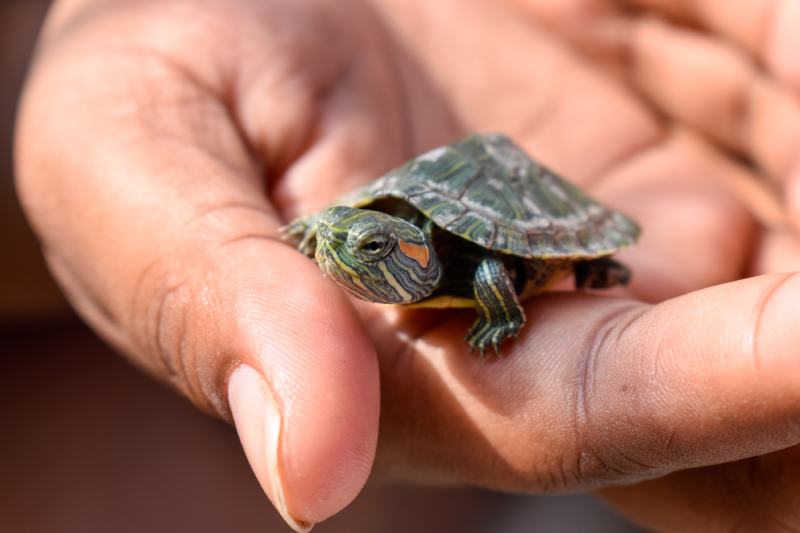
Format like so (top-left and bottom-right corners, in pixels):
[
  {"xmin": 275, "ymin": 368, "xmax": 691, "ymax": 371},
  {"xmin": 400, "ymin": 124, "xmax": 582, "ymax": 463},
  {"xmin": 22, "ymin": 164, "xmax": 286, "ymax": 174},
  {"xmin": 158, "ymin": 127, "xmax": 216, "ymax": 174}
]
[{"xmin": 347, "ymin": 133, "xmax": 640, "ymax": 259}]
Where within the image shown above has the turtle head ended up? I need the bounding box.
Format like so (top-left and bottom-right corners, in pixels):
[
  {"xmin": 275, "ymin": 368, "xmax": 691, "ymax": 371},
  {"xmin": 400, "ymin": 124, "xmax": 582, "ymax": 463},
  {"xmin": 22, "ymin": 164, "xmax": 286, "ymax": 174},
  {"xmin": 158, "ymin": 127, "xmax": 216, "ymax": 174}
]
[{"xmin": 314, "ymin": 206, "xmax": 442, "ymax": 304}]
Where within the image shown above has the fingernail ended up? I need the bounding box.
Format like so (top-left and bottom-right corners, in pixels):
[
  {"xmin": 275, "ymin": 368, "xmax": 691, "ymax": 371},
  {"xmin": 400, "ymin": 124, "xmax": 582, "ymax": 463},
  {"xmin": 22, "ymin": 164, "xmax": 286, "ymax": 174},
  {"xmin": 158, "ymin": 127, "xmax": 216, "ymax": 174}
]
[{"xmin": 228, "ymin": 365, "xmax": 314, "ymax": 532}]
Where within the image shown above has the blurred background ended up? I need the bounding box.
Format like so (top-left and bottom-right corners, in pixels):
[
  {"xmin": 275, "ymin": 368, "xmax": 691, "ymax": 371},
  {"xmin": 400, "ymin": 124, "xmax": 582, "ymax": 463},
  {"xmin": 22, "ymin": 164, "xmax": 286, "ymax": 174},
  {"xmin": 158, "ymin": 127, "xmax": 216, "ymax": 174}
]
[{"xmin": 0, "ymin": 2, "xmax": 642, "ymax": 531}]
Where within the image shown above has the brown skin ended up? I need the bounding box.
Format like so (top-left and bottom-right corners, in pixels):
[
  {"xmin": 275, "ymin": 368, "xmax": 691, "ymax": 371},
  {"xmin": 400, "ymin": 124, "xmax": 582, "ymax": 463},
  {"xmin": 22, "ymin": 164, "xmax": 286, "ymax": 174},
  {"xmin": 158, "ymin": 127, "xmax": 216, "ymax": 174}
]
[{"xmin": 14, "ymin": 0, "xmax": 800, "ymax": 530}]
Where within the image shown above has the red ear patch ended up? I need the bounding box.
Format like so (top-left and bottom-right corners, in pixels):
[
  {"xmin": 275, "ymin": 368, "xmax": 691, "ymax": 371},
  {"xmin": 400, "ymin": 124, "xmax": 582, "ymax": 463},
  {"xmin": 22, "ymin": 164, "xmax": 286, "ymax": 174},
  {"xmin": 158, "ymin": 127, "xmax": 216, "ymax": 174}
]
[{"xmin": 398, "ymin": 239, "xmax": 430, "ymax": 268}]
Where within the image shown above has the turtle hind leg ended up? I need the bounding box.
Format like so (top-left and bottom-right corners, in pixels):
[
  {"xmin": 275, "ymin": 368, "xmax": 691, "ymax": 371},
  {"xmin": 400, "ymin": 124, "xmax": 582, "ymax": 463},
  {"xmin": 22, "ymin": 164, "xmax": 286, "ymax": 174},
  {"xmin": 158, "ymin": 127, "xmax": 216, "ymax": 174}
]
[
  {"xmin": 467, "ymin": 257, "xmax": 526, "ymax": 356},
  {"xmin": 574, "ymin": 257, "xmax": 631, "ymax": 290}
]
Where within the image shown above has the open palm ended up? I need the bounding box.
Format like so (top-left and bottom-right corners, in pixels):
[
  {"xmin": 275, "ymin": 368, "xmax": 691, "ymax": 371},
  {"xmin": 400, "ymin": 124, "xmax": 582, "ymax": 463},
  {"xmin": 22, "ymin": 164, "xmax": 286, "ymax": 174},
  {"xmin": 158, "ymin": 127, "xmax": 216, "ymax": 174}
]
[{"xmin": 16, "ymin": 0, "xmax": 800, "ymax": 530}]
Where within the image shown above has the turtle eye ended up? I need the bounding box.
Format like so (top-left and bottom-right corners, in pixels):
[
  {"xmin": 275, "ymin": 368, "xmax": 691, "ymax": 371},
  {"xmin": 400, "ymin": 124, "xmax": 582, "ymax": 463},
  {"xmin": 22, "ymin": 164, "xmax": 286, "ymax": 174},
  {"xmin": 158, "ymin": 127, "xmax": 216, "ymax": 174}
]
[{"xmin": 357, "ymin": 233, "xmax": 394, "ymax": 260}]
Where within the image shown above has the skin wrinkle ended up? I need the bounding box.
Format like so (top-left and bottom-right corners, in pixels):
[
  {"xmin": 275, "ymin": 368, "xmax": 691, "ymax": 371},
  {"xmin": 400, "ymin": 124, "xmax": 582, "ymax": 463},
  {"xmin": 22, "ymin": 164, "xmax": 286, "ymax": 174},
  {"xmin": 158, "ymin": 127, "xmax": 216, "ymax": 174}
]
[
  {"xmin": 62, "ymin": 51, "xmax": 259, "ymax": 191},
  {"xmin": 192, "ymin": 199, "xmax": 280, "ymax": 229},
  {"xmin": 217, "ymin": 233, "xmax": 288, "ymax": 250},
  {"xmin": 555, "ymin": 457, "xmax": 571, "ymax": 491},
  {"xmin": 574, "ymin": 302, "xmax": 650, "ymax": 481},
  {"xmin": 134, "ymin": 253, "xmax": 196, "ymax": 395},
  {"xmin": 234, "ymin": 64, "xmax": 318, "ymax": 186},
  {"xmin": 133, "ymin": 243, "xmax": 234, "ymax": 419},
  {"xmin": 748, "ymin": 271, "xmax": 795, "ymax": 374},
  {"xmin": 132, "ymin": 207, "xmax": 293, "ymax": 416},
  {"xmin": 662, "ymin": 427, "xmax": 678, "ymax": 453},
  {"xmin": 730, "ymin": 66, "xmax": 758, "ymax": 153},
  {"xmin": 135, "ymin": 119, "xmax": 257, "ymax": 189},
  {"xmin": 118, "ymin": 44, "xmax": 225, "ymax": 108},
  {"xmin": 129, "ymin": 196, "xmax": 287, "ymax": 404},
  {"xmin": 132, "ymin": 255, "xmax": 182, "ymax": 378},
  {"xmin": 273, "ymin": 89, "xmax": 353, "ymax": 206},
  {"xmin": 219, "ymin": 76, "xmax": 265, "ymax": 176},
  {"xmin": 613, "ymin": 446, "xmax": 658, "ymax": 473},
  {"xmin": 46, "ymin": 44, "xmax": 233, "ymax": 154}
]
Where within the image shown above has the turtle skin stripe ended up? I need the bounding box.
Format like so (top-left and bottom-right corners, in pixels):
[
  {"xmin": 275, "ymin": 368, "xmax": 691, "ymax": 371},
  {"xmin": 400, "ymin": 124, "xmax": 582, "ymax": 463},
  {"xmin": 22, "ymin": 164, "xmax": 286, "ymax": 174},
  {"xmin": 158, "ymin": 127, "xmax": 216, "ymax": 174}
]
[
  {"xmin": 315, "ymin": 222, "xmax": 442, "ymax": 304},
  {"xmin": 467, "ymin": 257, "xmax": 525, "ymax": 356}
]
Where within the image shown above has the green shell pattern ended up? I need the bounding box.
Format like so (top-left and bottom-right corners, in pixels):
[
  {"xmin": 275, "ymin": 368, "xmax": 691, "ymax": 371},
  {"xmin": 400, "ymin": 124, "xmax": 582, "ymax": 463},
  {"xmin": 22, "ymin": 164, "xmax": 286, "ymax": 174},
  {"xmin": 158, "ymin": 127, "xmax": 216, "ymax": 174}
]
[{"xmin": 346, "ymin": 133, "xmax": 640, "ymax": 259}]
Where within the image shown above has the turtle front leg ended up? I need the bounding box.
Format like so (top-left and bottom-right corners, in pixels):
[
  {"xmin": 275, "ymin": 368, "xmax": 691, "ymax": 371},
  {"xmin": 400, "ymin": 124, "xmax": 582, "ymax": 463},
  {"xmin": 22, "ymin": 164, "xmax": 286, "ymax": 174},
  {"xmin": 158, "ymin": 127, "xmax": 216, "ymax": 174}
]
[
  {"xmin": 467, "ymin": 257, "xmax": 526, "ymax": 356},
  {"xmin": 280, "ymin": 215, "xmax": 319, "ymax": 258}
]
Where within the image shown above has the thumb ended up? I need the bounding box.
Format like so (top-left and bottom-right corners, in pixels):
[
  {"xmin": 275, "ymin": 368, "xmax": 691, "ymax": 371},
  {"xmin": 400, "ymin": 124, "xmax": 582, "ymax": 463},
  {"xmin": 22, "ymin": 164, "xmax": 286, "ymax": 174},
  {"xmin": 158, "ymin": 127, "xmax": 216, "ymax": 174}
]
[
  {"xmin": 15, "ymin": 38, "xmax": 378, "ymax": 531},
  {"xmin": 222, "ymin": 242, "xmax": 379, "ymax": 531}
]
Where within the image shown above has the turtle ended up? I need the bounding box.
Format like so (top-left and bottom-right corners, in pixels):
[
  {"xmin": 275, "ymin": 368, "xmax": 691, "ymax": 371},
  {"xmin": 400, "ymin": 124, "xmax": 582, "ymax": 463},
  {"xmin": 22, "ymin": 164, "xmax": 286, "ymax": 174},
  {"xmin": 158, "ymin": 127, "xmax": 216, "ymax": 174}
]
[{"xmin": 283, "ymin": 133, "xmax": 640, "ymax": 355}]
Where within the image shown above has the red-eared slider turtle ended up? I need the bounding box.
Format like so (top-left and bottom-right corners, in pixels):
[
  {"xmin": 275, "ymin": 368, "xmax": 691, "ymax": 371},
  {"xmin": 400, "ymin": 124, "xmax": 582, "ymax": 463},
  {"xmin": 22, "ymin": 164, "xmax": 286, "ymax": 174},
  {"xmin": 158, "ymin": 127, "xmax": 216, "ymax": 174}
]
[{"xmin": 283, "ymin": 133, "xmax": 640, "ymax": 354}]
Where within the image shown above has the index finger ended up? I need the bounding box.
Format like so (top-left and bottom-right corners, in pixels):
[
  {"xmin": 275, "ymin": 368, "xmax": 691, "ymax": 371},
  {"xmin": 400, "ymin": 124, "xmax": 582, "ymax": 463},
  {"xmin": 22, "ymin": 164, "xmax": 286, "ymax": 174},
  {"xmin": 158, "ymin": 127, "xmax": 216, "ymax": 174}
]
[
  {"xmin": 377, "ymin": 272, "xmax": 800, "ymax": 492},
  {"xmin": 616, "ymin": 0, "xmax": 800, "ymax": 89}
]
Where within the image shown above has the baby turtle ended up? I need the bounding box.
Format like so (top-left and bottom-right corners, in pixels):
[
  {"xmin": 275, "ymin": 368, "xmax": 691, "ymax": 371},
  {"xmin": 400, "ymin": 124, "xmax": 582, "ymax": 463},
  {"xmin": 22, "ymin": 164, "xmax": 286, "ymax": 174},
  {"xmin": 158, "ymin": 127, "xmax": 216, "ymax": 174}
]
[{"xmin": 284, "ymin": 133, "xmax": 639, "ymax": 355}]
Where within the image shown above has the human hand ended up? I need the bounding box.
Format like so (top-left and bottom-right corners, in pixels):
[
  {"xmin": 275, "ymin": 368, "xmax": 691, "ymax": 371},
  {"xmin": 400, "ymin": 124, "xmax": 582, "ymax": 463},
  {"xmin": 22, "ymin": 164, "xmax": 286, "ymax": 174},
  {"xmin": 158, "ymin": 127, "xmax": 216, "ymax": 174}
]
[
  {"xmin": 15, "ymin": 0, "xmax": 800, "ymax": 532},
  {"xmin": 506, "ymin": 0, "xmax": 800, "ymax": 529}
]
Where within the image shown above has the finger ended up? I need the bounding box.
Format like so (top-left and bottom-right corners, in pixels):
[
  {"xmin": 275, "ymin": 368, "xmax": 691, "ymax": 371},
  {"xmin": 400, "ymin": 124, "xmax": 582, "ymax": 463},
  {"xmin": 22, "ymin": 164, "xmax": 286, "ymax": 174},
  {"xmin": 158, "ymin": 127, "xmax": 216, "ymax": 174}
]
[
  {"xmin": 371, "ymin": 0, "xmax": 664, "ymax": 184},
  {"xmin": 616, "ymin": 0, "xmax": 800, "ymax": 90},
  {"xmin": 16, "ymin": 3, "xmax": 382, "ymax": 528},
  {"xmin": 591, "ymin": 128, "xmax": 757, "ymax": 301},
  {"xmin": 624, "ymin": 17, "xmax": 800, "ymax": 186},
  {"xmin": 232, "ymin": 0, "xmax": 459, "ymax": 220},
  {"xmin": 377, "ymin": 273, "xmax": 800, "ymax": 493},
  {"xmin": 752, "ymin": 229, "xmax": 800, "ymax": 275},
  {"xmin": 510, "ymin": 3, "xmax": 800, "ymax": 211},
  {"xmin": 372, "ymin": 1, "xmax": 758, "ymax": 301},
  {"xmin": 601, "ymin": 446, "xmax": 800, "ymax": 530}
]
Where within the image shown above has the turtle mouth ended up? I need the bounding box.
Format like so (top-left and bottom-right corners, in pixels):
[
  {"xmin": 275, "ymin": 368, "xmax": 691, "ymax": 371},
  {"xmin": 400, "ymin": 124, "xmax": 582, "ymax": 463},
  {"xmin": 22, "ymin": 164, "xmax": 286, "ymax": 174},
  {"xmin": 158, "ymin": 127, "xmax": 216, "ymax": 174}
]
[
  {"xmin": 316, "ymin": 243, "xmax": 348, "ymax": 281},
  {"xmin": 315, "ymin": 245, "xmax": 333, "ymax": 276}
]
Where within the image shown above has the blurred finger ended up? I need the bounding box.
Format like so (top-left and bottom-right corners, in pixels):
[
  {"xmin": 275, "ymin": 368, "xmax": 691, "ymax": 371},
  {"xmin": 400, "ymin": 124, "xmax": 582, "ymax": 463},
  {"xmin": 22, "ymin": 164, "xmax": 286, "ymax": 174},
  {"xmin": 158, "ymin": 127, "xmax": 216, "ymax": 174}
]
[
  {"xmin": 625, "ymin": 17, "xmax": 800, "ymax": 184},
  {"xmin": 591, "ymin": 129, "xmax": 758, "ymax": 301},
  {"xmin": 371, "ymin": 0, "xmax": 664, "ymax": 184},
  {"xmin": 752, "ymin": 228, "xmax": 800, "ymax": 275},
  {"xmin": 616, "ymin": 0, "xmax": 800, "ymax": 89}
]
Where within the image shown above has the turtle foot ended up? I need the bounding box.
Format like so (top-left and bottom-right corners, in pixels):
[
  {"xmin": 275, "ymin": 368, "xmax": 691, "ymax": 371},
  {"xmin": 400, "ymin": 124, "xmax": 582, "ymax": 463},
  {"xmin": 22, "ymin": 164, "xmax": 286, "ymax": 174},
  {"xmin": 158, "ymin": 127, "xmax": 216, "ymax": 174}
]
[
  {"xmin": 466, "ymin": 318, "xmax": 523, "ymax": 357},
  {"xmin": 280, "ymin": 216, "xmax": 318, "ymax": 258}
]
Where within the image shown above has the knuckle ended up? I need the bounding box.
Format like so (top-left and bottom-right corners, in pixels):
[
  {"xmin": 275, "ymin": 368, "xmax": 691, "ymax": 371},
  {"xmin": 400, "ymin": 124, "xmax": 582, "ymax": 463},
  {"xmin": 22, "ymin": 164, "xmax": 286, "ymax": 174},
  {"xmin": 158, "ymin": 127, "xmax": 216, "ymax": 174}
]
[
  {"xmin": 129, "ymin": 253, "xmax": 191, "ymax": 379},
  {"xmin": 126, "ymin": 218, "xmax": 279, "ymax": 417},
  {"xmin": 569, "ymin": 304, "xmax": 671, "ymax": 485},
  {"xmin": 127, "ymin": 248, "xmax": 213, "ymax": 411}
]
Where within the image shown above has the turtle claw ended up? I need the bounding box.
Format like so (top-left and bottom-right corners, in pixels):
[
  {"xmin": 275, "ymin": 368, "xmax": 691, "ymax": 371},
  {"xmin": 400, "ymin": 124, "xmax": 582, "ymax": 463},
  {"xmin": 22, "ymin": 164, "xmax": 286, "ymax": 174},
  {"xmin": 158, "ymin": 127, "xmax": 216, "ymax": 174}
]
[
  {"xmin": 466, "ymin": 318, "xmax": 523, "ymax": 357},
  {"xmin": 280, "ymin": 216, "xmax": 318, "ymax": 258}
]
